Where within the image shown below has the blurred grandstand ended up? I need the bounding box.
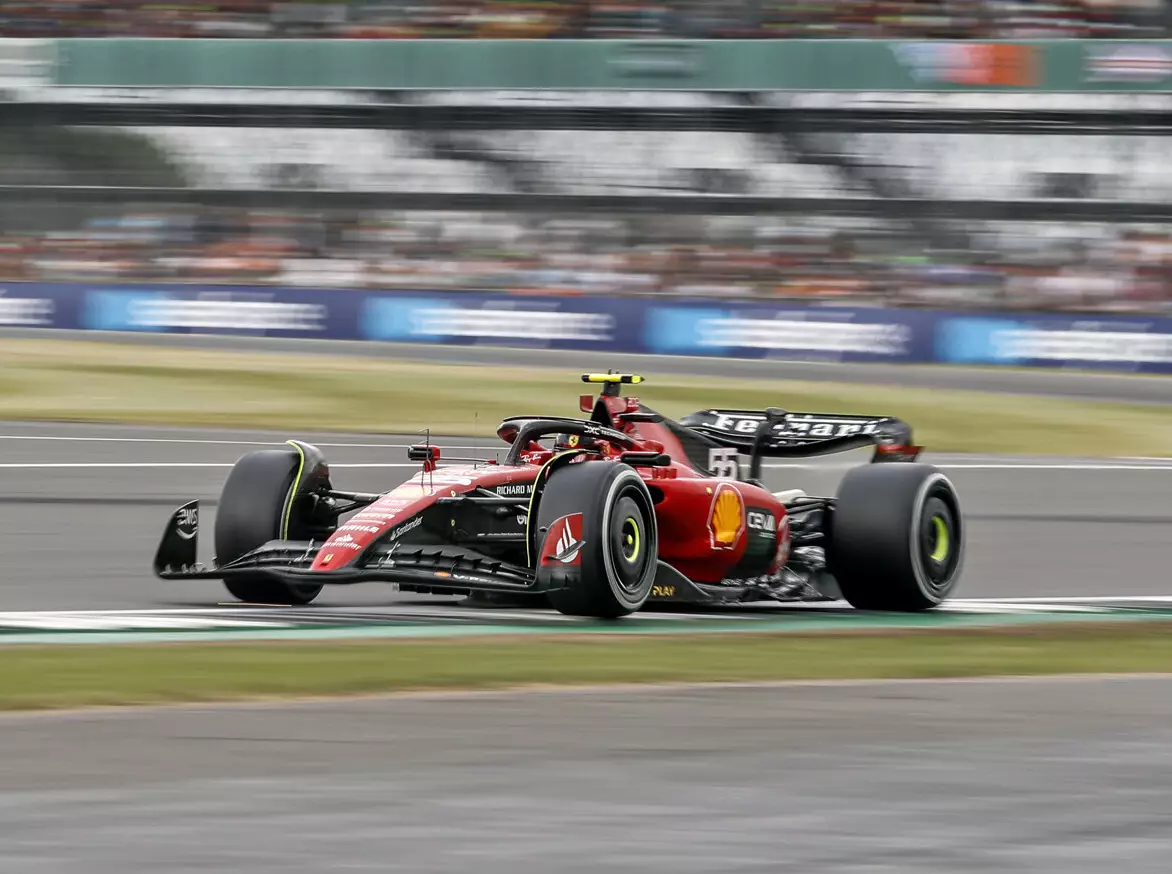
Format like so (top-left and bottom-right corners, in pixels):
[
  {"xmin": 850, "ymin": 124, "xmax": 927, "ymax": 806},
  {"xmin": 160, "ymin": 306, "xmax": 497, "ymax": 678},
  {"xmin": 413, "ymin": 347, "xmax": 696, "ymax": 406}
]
[{"xmin": 0, "ymin": 4, "xmax": 1170, "ymax": 313}]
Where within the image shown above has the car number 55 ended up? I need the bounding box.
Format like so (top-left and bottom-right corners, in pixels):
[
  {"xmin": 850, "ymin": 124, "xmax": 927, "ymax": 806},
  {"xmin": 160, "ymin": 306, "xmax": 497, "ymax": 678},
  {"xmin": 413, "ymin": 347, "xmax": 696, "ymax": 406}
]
[{"xmin": 708, "ymin": 448, "xmax": 739, "ymax": 480}]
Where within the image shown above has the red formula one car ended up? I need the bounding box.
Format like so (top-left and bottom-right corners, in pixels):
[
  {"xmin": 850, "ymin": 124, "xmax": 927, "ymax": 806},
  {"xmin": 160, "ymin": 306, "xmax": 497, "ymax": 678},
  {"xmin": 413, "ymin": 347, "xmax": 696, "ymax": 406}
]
[{"xmin": 154, "ymin": 373, "xmax": 964, "ymax": 617}]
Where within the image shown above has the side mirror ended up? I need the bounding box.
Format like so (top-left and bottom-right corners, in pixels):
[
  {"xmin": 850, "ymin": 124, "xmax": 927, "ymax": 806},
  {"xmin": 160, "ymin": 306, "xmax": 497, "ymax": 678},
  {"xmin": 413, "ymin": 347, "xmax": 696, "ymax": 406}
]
[{"xmin": 407, "ymin": 444, "xmax": 440, "ymax": 462}]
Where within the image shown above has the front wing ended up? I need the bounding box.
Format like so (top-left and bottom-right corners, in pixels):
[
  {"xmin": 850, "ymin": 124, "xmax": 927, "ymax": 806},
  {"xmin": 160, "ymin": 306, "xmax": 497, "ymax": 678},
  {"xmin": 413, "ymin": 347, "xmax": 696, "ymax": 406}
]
[{"xmin": 154, "ymin": 501, "xmax": 545, "ymax": 595}]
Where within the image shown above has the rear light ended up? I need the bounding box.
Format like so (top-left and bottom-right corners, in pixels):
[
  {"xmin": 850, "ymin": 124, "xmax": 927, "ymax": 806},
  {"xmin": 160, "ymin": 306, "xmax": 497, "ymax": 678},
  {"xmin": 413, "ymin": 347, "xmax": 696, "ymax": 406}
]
[{"xmin": 875, "ymin": 444, "xmax": 922, "ymax": 462}]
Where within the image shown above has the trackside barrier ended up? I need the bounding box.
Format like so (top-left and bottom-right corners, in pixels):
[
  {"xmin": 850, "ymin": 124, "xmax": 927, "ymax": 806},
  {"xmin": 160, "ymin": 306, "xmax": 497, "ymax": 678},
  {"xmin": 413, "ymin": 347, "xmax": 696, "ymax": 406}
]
[{"xmin": 2, "ymin": 282, "xmax": 1172, "ymax": 374}]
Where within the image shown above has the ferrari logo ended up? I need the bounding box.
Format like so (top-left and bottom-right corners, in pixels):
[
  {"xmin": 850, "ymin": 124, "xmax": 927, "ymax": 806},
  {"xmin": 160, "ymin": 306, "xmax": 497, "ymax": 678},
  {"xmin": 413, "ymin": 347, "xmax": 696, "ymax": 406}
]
[
  {"xmin": 708, "ymin": 484, "xmax": 745, "ymax": 549},
  {"xmin": 568, "ymin": 435, "xmax": 579, "ymax": 447}
]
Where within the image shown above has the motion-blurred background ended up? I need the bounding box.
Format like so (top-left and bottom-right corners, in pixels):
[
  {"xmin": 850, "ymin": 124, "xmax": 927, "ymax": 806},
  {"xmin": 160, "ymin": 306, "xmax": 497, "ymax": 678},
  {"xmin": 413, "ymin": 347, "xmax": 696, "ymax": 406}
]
[{"xmin": 1, "ymin": 3, "xmax": 1171, "ymax": 360}]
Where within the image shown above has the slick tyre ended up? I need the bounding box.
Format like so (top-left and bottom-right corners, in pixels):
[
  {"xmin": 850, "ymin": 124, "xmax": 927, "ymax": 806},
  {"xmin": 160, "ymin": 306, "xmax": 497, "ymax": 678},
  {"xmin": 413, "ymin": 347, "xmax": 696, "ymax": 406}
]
[
  {"xmin": 215, "ymin": 448, "xmax": 323, "ymax": 606},
  {"xmin": 535, "ymin": 462, "xmax": 658, "ymax": 618},
  {"xmin": 827, "ymin": 464, "xmax": 963, "ymax": 612}
]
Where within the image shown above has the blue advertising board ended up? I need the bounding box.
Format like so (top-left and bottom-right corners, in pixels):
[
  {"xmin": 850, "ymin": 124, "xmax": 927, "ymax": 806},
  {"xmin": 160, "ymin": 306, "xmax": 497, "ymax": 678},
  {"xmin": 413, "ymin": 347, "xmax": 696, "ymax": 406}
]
[
  {"xmin": 3, "ymin": 280, "xmax": 1172, "ymax": 375},
  {"xmin": 82, "ymin": 286, "xmax": 356, "ymax": 338},
  {"xmin": 0, "ymin": 282, "xmax": 85, "ymax": 331},
  {"xmin": 643, "ymin": 303, "xmax": 935, "ymax": 364},
  {"xmin": 360, "ymin": 292, "xmax": 645, "ymax": 351},
  {"xmin": 937, "ymin": 313, "xmax": 1172, "ymax": 373}
]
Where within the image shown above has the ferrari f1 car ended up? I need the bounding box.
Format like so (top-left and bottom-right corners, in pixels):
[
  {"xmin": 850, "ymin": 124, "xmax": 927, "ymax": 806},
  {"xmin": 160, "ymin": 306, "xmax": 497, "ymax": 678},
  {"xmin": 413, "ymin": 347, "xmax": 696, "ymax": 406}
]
[{"xmin": 154, "ymin": 373, "xmax": 964, "ymax": 617}]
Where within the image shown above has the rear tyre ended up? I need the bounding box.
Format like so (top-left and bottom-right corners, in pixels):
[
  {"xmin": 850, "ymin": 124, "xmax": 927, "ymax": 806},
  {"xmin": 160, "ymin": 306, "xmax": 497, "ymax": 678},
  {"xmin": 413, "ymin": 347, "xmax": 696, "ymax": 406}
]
[
  {"xmin": 827, "ymin": 464, "xmax": 963, "ymax": 611},
  {"xmin": 215, "ymin": 448, "xmax": 324, "ymax": 606},
  {"xmin": 535, "ymin": 462, "xmax": 658, "ymax": 618}
]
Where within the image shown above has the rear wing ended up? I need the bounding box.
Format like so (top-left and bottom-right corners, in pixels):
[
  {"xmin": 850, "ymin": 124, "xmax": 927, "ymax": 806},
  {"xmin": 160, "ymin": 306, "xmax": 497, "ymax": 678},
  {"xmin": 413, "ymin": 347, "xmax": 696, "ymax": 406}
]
[
  {"xmin": 680, "ymin": 409, "xmax": 914, "ymax": 447},
  {"xmin": 679, "ymin": 409, "xmax": 921, "ymax": 476}
]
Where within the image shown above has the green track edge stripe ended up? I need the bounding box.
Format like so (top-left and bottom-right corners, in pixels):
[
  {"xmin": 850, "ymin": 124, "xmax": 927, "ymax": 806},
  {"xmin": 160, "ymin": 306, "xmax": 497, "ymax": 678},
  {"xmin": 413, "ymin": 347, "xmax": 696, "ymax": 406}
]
[
  {"xmin": 523, "ymin": 448, "xmax": 584, "ymax": 567},
  {"xmin": 281, "ymin": 439, "xmax": 307, "ymax": 540},
  {"xmin": 3, "ymin": 609, "xmax": 1171, "ymax": 647}
]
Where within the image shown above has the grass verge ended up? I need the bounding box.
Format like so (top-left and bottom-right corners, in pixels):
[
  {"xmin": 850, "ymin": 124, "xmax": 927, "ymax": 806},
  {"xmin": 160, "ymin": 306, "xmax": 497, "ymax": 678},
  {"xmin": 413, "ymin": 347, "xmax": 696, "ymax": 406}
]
[
  {"xmin": 2, "ymin": 623, "xmax": 1171, "ymax": 712},
  {"xmin": 1, "ymin": 339, "xmax": 1172, "ymax": 456}
]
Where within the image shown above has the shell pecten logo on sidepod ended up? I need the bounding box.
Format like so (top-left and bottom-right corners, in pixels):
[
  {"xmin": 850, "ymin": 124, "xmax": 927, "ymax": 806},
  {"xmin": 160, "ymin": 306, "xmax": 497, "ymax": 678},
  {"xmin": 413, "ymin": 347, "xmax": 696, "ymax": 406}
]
[{"xmin": 708, "ymin": 483, "xmax": 745, "ymax": 549}]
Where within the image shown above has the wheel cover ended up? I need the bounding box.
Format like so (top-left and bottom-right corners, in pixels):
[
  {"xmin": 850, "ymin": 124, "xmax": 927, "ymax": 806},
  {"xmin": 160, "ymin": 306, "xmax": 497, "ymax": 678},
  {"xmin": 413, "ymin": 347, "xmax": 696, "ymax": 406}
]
[
  {"xmin": 919, "ymin": 497, "xmax": 960, "ymax": 591},
  {"xmin": 621, "ymin": 516, "xmax": 641, "ymax": 564},
  {"xmin": 607, "ymin": 489, "xmax": 652, "ymax": 597},
  {"xmin": 928, "ymin": 515, "xmax": 950, "ymax": 563}
]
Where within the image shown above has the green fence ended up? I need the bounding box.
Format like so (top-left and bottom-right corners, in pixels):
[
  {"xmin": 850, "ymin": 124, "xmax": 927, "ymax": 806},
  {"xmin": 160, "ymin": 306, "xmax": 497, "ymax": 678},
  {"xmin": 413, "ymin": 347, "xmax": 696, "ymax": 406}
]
[{"xmin": 32, "ymin": 38, "xmax": 1172, "ymax": 91}]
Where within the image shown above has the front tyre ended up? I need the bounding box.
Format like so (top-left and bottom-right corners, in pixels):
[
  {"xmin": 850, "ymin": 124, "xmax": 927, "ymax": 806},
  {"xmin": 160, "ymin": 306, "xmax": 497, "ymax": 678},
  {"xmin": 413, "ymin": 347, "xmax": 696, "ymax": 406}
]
[
  {"xmin": 535, "ymin": 462, "xmax": 658, "ymax": 618},
  {"xmin": 827, "ymin": 464, "xmax": 964, "ymax": 611},
  {"xmin": 215, "ymin": 447, "xmax": 325, "ymax": 606}
]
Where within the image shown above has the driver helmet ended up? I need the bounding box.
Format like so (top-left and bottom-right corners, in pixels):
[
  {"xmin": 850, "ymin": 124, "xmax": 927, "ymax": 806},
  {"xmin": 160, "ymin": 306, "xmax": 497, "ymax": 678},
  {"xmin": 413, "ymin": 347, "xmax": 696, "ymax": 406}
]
[{"xmin": 554, "ymin": 432, "xmax": 599, "ymax": 453}]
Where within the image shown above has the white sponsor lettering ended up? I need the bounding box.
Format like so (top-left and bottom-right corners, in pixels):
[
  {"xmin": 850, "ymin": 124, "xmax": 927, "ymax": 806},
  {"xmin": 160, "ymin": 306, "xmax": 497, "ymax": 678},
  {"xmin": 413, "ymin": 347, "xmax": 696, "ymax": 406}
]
[
  {"xmin": 710, "ymin": 413, "xmax": 880, "ymax": 439},
  {"xmin": 129, "ymin": 298, "xmax": 326, "ymax": 331},
  {"xmin": 413, "ymin": 473, "xmax": 474, "ymax": 486},
  {"xmin": 329, "ymin": 533, "xmax": 362, "ymax": 550},
  {"xmin": 387, "ymin": 517, "xmax": 423, "ymax": 541},
  {"xmin": 336, "ymin": 523, "xmax": 380, "ymax": 535},
  {"xmin": 787, "ymin": 420, "xmax": 872, "ymax": 438},
  {"xmin": 696, "ymin": 318, "xmax": 909, "ymax": 355},
  {"xmin": 713, "ymin": 414, "xmax": 760, "ymax": 434},
  {"xmin": 747, "ymin": 511, "xmax": 776, "ymax": 533},
  {"xmin": 994, "ymin": 329, "xmax": 1172, "ymax": 364},
  {"xmin": 0, "ymin": 293, "xmax": 54, "ymax": 326},
  {"xmin": 708, "ymin": 447, "xmax": 739, "ymax": 480},
  {"xmin": 411, "ymin": 308, "xmax": 614, "ymax": 342},
  {"xmin": 495, "ymin": 483, "xmax": 532, "ymax": 497},
  {"xmin": 175, "ymin": 506, "xmax": 198, "ymax": 540}
]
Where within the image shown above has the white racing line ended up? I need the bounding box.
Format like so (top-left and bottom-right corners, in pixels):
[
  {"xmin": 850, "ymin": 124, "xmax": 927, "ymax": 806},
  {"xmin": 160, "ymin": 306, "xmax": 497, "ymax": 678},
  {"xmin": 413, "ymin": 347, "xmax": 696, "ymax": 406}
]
[
  {"xmin": 764, "ymin": 459, "xmax": 1172, "ymax": 466},
  {"xmin": 1, "ymin": 432, "xmax": 1171, "ymax": 472},
  {"xmin": 3, "ymin": 462, "xmax": 1172, "ymax": 471},
  {"xmin": 0, "ymin": 435, "xmax": 492, "ymax": 449},
  {"xmin": 0, "ymin": 596, "xmax": 1170, "ymax": 632},
  {"xmin": 0, "ymin": 463, "xmax": 420, "ymax": 469}
]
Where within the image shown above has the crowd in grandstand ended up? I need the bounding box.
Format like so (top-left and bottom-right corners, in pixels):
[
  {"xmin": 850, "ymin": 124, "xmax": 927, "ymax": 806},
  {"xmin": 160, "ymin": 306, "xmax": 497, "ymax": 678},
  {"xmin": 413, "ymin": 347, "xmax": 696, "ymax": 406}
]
[
  {"xmin": 3, "ymin": 3, "xmax": 1168, "ymax": 313},
  {"xmin": 1, "ymin": 209, "xmax": 1168, "ymax": 314},
  {"xmin": 1, "ymin": 1, "xmax": 1168, "ymax": 39}
]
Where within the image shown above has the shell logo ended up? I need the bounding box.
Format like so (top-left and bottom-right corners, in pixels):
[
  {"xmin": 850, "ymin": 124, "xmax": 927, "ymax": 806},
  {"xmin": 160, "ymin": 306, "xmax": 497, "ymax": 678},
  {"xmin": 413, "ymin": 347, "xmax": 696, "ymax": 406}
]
[{"xmin": 708, "ymin": 483, "xmax": 745, "ymax": 550}]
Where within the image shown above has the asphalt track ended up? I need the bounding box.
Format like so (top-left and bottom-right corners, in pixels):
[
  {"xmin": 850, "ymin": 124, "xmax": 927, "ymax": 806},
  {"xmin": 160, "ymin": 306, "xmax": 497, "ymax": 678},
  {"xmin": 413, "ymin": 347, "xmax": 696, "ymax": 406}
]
[
  {"xmin": 0, "ymin": 420, "xmax": 1170, "ymax": 612},
  {"xmin": 2, "ymin": 677, "xmax": 1171, "ymax": 873},
  {"xmin": 1, "ymin": 419, "xmax": 1171, "ymax": 872}
]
